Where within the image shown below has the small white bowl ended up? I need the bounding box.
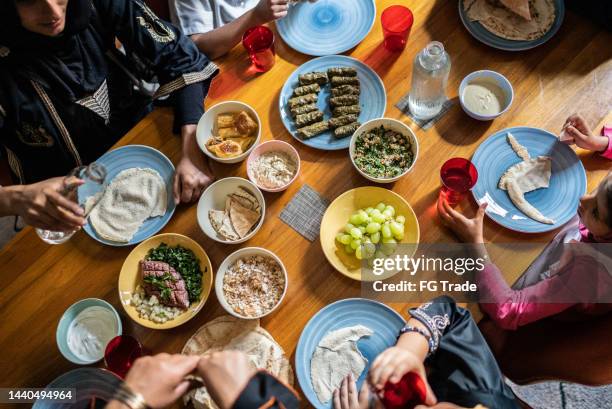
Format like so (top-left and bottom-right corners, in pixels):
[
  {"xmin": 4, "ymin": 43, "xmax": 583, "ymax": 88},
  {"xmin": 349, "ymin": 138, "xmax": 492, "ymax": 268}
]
[
  {"xmin": 215, "ymin": 247, "xmax": 288, "ymax": 320},
  {"xmin": 459, "ymin": 70, "xmax": 514, "ymax": 121},
  {"xmin": 196, "ymin": 101, "xmax": 261, "ymax": 164},
  {"xmin": 246, "ymin": 140, "xmax": 301, "ymax": 192},
  {"xmin": 197, "ymin": 177, "xmax": 265, "ymax": 244},
  {"xmin": 349, "ymin": 118, "xmax": 419, "ymax": 184}
]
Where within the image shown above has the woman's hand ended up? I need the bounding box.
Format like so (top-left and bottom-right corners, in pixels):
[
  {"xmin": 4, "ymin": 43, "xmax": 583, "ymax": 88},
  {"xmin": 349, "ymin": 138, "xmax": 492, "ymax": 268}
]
[
  {"xmin": 3, "ymin": 176, "xmax": 85, "ymax": 231},
  {"xmin": 560, "ymin": 114, "xmax": 608, "ymax": 152},
  {"xmin": 174, "ymin": 125, "xmax": 215, "ymax": 204},
  {"xmin": 123, "ymin": 353, "xmax": 200, "ymax": 409},
  {"xmin": 196, "ymin": 351, "xmax": 256, "ymax": 409},
  {"xmin": 437, "ymin": 198, "xmax": 486, "ymax": 244},
  {"xmin": 254, "ymin": 0, "xmax": 290, "ymax": 23},
  {"xmin": 333, "ymin": 374, "xmax": 379, "ymax": 409}
]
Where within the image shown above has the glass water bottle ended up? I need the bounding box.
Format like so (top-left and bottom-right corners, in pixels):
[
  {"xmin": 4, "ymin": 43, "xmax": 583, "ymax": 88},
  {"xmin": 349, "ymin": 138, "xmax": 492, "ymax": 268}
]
[
  {"xmin": 36, "ymin": 163, "xmax": 107, "ymax": 245},
  {"xmin": 408, "ymin": 41, "xmax": 451, "ymax": 121}
]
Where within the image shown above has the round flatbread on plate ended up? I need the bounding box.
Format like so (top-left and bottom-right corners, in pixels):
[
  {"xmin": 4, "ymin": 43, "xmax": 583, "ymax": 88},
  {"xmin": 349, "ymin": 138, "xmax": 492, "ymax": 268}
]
[
  {"xmin": 471, "ymin": 126, "xmax": 586, "ymax": 233},
  {"xmin": 295, "ymin": 298, "xmax": 406, "ymax": 409},
  {"xmin": 80, "ymin": 145, "xmax": 176, "ymax": 246},
  {"xmin": 458, "ymin": 0, "xmax": 564, "ymax": 51},
  {"xmin": 276, "ymin": 0, "xmax": 376, "ymax": 56},
  {"xmin": 279, "ymin": 55, "xmax": 386, "ymax": 150}
]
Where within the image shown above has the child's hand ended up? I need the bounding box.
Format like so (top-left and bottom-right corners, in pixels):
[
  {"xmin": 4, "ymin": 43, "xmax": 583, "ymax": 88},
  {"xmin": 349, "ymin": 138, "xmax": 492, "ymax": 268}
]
[
  {"xmin": 254, "ymin": 0, "xmax": 289, "ymax": 23},
  {"xmin": 560, "ymin": 114, "xmax": 608, "ymax": 152},
  {"xmin": 333, "ymin": 374, "xmax": 380, "ymax": 409},
  {"xmin": 437, "ymin": 198, "xmax": 486, "ymax": 244}
]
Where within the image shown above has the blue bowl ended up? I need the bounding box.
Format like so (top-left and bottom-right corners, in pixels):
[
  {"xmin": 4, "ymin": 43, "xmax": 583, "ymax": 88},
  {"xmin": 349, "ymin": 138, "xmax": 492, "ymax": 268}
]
[
  {"xmin": 459, "ymin": 70, "xmax": 514, "ymax": 121},
  {"xmin": 56, "ymin": 298, "xmax": 122, "ymax": 365}
]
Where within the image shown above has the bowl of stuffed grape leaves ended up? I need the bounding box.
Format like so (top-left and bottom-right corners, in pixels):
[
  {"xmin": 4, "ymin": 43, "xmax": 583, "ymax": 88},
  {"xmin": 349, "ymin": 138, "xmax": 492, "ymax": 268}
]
[{"xmin": 349, "ymin": 119, "xmax": 418, "ymax": 183}]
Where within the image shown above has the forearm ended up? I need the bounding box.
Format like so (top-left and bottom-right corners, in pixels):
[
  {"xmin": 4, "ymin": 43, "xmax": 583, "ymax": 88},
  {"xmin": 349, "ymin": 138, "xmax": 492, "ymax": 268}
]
[
  {"xmin": 104, "ymin": 400, "xmax": 130, "ymax": 409},
  {"xmin": 191, "ymin": 9, "xmax": 265, "ymax": 59},
  {"xmin": 396, "ymin": 318, "xmax": 430, "ymax": 362},
  {"xmin": 0, "ymin": 185, "xmax": 21, "ymax": 217},
  {"xmin": 181, "ymin": 124, "xmax": 199, "ymax": 154}
]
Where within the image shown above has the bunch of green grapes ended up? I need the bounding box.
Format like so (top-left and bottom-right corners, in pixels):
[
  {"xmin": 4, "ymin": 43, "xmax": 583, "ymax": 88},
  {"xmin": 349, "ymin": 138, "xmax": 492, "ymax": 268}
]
[{"xmin": 335, "ymin": 202, "xmax": 406, "ymax": 261}]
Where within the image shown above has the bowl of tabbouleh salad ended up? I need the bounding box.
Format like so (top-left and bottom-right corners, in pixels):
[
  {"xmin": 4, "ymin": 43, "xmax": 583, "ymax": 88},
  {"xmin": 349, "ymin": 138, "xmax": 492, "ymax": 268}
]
[{"xmin": 349, "ymin": 118, "xmax": 419, "ymax": 183}]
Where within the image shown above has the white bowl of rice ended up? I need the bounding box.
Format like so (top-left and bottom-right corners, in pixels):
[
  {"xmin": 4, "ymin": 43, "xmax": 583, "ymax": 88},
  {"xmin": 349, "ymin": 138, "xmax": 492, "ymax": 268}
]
[{"xmin": 246, "ymin": 140, "xmax": 300, "ymax": 192}]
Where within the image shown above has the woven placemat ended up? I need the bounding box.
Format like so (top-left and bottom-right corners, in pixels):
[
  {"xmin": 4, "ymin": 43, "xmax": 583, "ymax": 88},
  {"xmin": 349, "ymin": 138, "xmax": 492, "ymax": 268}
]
[
  {"xmin": 279, "ymin": 184, "xmax": 329, "ymax": 242},
  {"xmin": 395, "ymin": 93, "xmax": 454, "ymax": 130}
]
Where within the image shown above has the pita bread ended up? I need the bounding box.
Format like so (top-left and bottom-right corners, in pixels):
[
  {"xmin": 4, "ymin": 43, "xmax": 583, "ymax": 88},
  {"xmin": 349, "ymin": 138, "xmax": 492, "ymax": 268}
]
[
  {"xmin": 208, "ymin": 209, "xmax": 240, "ymax": 241},
  {"xmin": 182, "ymin": 315, "xmax": 294, "ymax": 409},
  {"xmin": 232, "ymin": 186, "xmax": 261, "ymax": 214},
  {"xmin": 310, "ymin": 325, "xmax": 373, "ymax": 404},
  {"xmin": 228, "ymin": 198, "xmax": 260, "ymax": 238},
  {"xmin": 209, "ymin": 187, "xmax": 262, "ymax": 241},
  {"xmin": 500, "ymin": 0, "xmax": 531, "ymax": 20},
  {"xmin": 88, "ymin": 168, "xmax": 167, "ymax": 242},
  {"xmin": 464, "ymin": 0, "xmax": 555, "ymax": 41},
  {"xmin": 507, "ymin": 179, "xmax": 554, "ymax": 224}
]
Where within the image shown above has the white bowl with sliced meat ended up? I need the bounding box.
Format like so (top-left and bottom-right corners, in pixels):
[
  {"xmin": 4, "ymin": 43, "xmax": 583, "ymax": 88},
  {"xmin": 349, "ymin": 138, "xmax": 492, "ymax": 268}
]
[{"xmin": 197, "ymin": 177, "xmax": 266, "ymax": 244}]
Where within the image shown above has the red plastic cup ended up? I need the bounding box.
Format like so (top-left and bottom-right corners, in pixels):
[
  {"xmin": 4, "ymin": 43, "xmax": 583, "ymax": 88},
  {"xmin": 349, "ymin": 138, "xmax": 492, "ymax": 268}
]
[
  {"xmin": 242, "ymin": 26, "xmax": 276, "ymax": 72},
  {"xmin": 381, "ymin": 372, "xmax": 427, "ymax": 409},
  {"xmin": 104, "ymin": 335, "xmax": 143, "ymax": 379},
  {"xmin": 381, "ymin": 5, "xmax": 414, "ymax": 52},
  {"xmin": 440, "ymin": 158, "xmax": 478, "ymax": 206}
]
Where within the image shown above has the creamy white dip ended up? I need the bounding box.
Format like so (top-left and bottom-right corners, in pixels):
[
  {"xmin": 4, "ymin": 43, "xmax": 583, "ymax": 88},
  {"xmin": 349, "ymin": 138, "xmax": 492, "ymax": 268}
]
[
  {"xmin": 67, "ymin": 306, "xmax": 118, "ymax": 362},
  {"xmin": 249, "ymin": 151, "xmax": 297, "ymax": 189},
  {"xmin": 463, "ymin": 79, "xmax": 506, "ymax": 116}
]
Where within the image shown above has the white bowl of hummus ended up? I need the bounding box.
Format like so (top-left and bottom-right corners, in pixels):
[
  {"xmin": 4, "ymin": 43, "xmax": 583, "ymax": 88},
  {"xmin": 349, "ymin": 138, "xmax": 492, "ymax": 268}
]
[{"xmin": 459, "ymin": 70, "xmax": 513, "ymax": 121}]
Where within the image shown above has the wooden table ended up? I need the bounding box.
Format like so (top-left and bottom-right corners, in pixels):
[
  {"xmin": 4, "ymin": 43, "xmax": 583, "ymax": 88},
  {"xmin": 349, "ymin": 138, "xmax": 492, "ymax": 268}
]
[{"xmin": 1, "ymin": 0, "xmax": 611, "ymax": 405}]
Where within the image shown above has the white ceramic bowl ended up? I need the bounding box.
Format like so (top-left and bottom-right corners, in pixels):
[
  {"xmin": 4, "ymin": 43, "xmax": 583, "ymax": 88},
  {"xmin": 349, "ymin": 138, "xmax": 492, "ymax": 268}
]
[
  {"xmin": 197, "ymin": 177, "xmax": 265, "ymax": 244},
  {"xmin": 349, "ymin": 118, "xmax": 419, "ymax": 184},
  {"xmin": 215, "ymin": 247, "xmax": 288, "ymax": 320},
  {"xmin": 246, "ymin": 140, "xmax": 301, "ymax": 192},
  {"xmin": 459, "ymin": 70, "xmax": 514, "ymax": 121},
  {"xmin": 196, "ymin": 101, "xmax": 261, "ymax": 164}
]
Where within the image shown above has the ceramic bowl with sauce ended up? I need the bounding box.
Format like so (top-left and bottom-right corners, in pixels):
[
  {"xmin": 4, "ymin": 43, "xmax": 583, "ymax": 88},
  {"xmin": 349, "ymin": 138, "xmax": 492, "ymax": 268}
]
[{"xmin": 459, "ymin": 70, "xmax": 513, "ymax": 121}]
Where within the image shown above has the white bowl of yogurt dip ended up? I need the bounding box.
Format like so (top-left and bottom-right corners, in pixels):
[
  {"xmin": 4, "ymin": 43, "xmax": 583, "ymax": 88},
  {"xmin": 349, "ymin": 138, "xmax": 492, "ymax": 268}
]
[
  {"xmin": 56, "ymin": 298, "xmax": 122, "ymax": 365},
  {"xmin": 459, "ymin": 70, "xmax": 513, "ymax": 121}
]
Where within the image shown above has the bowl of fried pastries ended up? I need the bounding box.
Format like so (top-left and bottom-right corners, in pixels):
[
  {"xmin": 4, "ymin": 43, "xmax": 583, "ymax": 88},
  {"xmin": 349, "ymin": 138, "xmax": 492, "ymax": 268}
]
[{"xmin": 196, "ymin": 101, "xmax": 261, "ymax": 164}]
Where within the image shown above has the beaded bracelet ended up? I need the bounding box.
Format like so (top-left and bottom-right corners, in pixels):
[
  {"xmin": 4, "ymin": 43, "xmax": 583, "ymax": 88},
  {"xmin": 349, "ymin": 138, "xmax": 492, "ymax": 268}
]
[
  {"xmin": 111, "ymin": 382, "xmax": 149, "ymax": 409},
  {"xmin": 399, "ymin": 325, "xmax": 435, "ymax": 357}
]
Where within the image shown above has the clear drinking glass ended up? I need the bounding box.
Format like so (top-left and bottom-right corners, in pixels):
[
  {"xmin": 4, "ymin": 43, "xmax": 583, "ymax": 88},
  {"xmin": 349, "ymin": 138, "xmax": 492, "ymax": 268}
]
[
  {"xmin": 36, "ymin": 163, "xmax": 107, "ymax": 245},
  {"xmin": 408, "ymin": 41, "xmax": 451, "ymax": 120}
]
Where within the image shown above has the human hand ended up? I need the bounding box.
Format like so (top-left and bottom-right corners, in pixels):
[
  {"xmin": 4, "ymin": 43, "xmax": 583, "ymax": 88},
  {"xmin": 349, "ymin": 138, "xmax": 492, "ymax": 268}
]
[
  {"xmin": 333, "ymin": 374, "xmax": 381, "ymax": 409},
  {"xmin": 123, "ymin": 353, "xmax": 200, "ymax": 409},
  {"xmin": 196, "ymin": 351, "xmax": 256, "ymax": 409},
  {"xmin": 11, "ymin": 176, "xmax": 85, "ymax": 231},
  {"xmin": 174, "ymin": 126, "xmax": 215, "ymax": 204},
  {"xmin": 560, "ymin": 114, "xmax": 608, "ymax": 152},
  {"xmin": 368, "ymin": 347, "xmax": 436, "ymax": 406},
  {"xmin": 437, "ymin": 198, "xmax": 486, "ymax": 244},
  {"xmin": 254, "ymin": 0, "xmax": 289, "ymax": 23}
]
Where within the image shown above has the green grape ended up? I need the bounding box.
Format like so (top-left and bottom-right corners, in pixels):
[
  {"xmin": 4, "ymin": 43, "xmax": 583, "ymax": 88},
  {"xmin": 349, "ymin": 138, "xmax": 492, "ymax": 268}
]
[
  {"xmin": 380, "ymin": 241, "xmax": 397, "ymax": 256},
  {"xmin": 382, "ymin": 209, "xmax": 393, "ymax": 219},
  {"xmin": 370, "ymin": 231, "xmax": 381, "ymax": 244},
  {"xmin": 394, "ymin": 231, "xmax": 405, "ymax": 240},
  {"xmin": 366, "ymin": 222, "xmax": 381, "ymax": 234},
  {"xmin": 349, "ymin": 228, "xmax": 362, "ymax": 239},
  {"xmin": 376, "ymin": 202, "xmax": 386, "ymax": 212},
  {"xmin": 335, "ymin": 233, "xmax": 344, "ymax": 243},
  {"xmin": 350, "ymin": 238, "xmax": 362, "ymax": 250},
  {"xmin": 390, "ymin": 221, "xmax": 404, "ymax": 237},
  {"xmin": 381, "ymin": 224, "xmax": 392, "ymax": 239},
  {"xmin": 363, "ymin": 236, "xmax": 372, "ymax": 244},
  {"xmin": 372, "ymin": 214, "xmax": 386, "ymax": 224},
  {"xmin": 385, "ymin": 205, "xmax": 396, "ymax": 217},
  {"xmin": 363, "ymin": 215, "xmax": 372, "ymax": 225},
  {"xmin": 339, "ymin": 234, "xmax": 352, "ymax": 245},
  {"xmin": 349, "ymin": 213, "xmax": 361, "ymax": 225},
  {"xmin": 396, "ymin": 215, "xmax": 406, "ymax": 224},
  {"xmin": 362, "ymin": 243, "xmax": 376, "ymax": 259},
  {"xmin": 365, "ymin": 207, "xmax": 374, "ymax": 215},
  {"xmin": 345, "ymin": 244, "xmax": 355, "ymax": 254},
  {"xmin": 374, "ymin": 250, "xmax": 386, "ymax": 260},
  {"xmin": 358, "ymin": 226, "xmax": 367, "ymax": 234},
  {"xmin": 355, "ymin": 246, "xmax": 363, "ymax": 260},
  {"xmin": 345, "ymin": 223, "xmax": 355, "ymax": 233},
  {"xmin": 382, "ymin": 237, "xmax": 397, "ymax": 244},
  {"xmin": 367, "ymin": 257, "xmax": 375, "ymax": 267}
]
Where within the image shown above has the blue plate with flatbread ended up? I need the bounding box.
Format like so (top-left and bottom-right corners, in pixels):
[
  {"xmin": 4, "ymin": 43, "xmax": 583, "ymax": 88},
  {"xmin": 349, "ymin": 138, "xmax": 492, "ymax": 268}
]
[
  {"xmin": 80, "ymin": 145, "xmax": 176, "ymax": 246},
  {"xmin": 471, "ymin": 127, "xmax": 586, "ymax": 233},
  {"xmin": 277, "ymin": 0, "xmax": 376, "ymax": 56},
  {"xmin": 295, "ymin": 298, "xmax": 405, "ymax": 409},
  {"xmin": 279, "ymin": 55, "xmax": 386, "ymax": 150}
]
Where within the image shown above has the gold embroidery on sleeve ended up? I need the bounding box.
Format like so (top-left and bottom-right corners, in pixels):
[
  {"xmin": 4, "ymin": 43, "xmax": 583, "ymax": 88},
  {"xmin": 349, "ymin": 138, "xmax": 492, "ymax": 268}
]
[{"xmin": 135, "ymin": 1, "xmax": 176, "ymax": 43}]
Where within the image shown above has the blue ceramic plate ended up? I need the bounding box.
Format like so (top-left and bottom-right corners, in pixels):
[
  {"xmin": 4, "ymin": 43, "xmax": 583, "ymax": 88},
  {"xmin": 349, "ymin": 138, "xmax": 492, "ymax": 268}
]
[
  {"xmin": 280, "ymin": 55, "xmax": 386, "ymax": 150},
  {"xmin": 33, "ymin": 368, "xmax": 121, "ymax": 409},
  {"xmin": 295, "ymin": 298, "xmax": 406, "ymax": 409},
  {"xmin": 458, "ymin": 0, "xmax": 565, "ymax": 51},
  {"xmin": 471, "ymin": 127, "xmax": 586, "ymax": 233},
  {"xmin": 277, "ymin": 0, "xmax": 376, "ymax": 56},
  {"xmin": 80, "ymin": 145, "xmax": 176, "ymax": 246}
]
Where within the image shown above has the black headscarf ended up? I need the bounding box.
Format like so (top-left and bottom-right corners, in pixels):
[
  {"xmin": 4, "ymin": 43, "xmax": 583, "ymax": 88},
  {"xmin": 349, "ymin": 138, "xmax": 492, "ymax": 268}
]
[{"xmin": 0, "ymin": 0, "xmax": 107, "ymax": 100}]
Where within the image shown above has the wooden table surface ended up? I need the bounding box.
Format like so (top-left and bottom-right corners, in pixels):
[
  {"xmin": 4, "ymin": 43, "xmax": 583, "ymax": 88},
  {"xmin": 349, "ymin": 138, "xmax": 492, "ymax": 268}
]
[{"xmin": 1, "ymin": 0, "xmax": 611, "ymax": 404}]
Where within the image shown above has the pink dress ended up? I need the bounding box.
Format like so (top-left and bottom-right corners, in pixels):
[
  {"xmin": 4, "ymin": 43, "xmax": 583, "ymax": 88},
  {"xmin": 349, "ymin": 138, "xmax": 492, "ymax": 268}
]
[{"xmin": 477, "ymin": 130, "xmax": 612, "ymax": 330}]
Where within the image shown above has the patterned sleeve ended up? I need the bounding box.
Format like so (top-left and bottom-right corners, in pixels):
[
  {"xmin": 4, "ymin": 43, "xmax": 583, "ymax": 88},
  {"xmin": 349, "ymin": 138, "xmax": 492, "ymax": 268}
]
[
  {"xmin": 407, "ymin": 296, "xmax": 458, "ymax": 355},
  {"xmin": 233, "ymin": 371, "xmax": 299, "ymax": 409}
]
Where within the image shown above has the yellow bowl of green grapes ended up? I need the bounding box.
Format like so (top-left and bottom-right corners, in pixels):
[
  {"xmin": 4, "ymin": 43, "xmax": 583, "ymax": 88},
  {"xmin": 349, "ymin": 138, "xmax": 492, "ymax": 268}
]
[{"xmin": 320, "ymin": 186, "xmax": 420, "ymax": 281}]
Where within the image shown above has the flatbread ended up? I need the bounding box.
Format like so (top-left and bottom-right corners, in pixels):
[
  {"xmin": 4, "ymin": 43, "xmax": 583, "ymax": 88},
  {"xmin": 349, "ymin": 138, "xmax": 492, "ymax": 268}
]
[
  {"xmin": 88, "ymin": 168, "xmax": 167, "ymax": 242},
  {"xmin": 464, "ymin": 0, "xmax": 555, "ymax": 41},
  {"xmin": 500, "ymin": 0, "xmax": 531, "ymax": 20},
  {"xmin": 507, "ymin": 179, "xmax": 554, "ymax": 224},
  {"xmin": 228, "ymin": 198, "xmax": 260, "ymax": 238},
  {"xmin": 208, "ymin": 209, "xmax": 240, "ymax": 241},
  {"xmin": 232, "ymin": 186, "xmax": 261, "ymax": 214},
  {"xmin": 209, "ymin": 187, "xmax": 262, "ymax": 241},
  {"xmin": 310, "ymin": 325, "xmax": 373, "ymax": 404},
  {"xmin": 182, "ymin": 315, "xmax": 294, "ymax": 409}
]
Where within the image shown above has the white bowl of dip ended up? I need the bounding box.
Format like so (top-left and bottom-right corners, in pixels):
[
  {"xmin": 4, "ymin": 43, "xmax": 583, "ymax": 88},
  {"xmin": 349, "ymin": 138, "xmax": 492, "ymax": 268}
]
[
  {"xmin": 246, "ymin": 140, "xmax": 300, "ymax": 192},
  {"xmin": 459, "ymin": 70, "xmax": 514, "ymax": 121},
  {"xmin": 56, "ymin": 298, "xmax": 122, "ymax": 365}
]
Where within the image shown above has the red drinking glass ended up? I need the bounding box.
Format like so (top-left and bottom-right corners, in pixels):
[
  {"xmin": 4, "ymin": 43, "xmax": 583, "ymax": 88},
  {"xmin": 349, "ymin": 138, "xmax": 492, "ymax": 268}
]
[
  {"xmin": 440, "ymin": 158, "xmax": 478, "ymax": 206},
  {"xmin": 381, "ymin": 372, "xmax": 427, "ymax": 409},
  {"xmin": 242, "ymin": 26, "xmax": 276, "ymax": 72},
  {"xmin": 381, "ymin": 5, "xmax": 414, "ymax": 52},
  {"xmin": 104, "ymin": 335, "xmax": 143, "ymax": 379}
]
